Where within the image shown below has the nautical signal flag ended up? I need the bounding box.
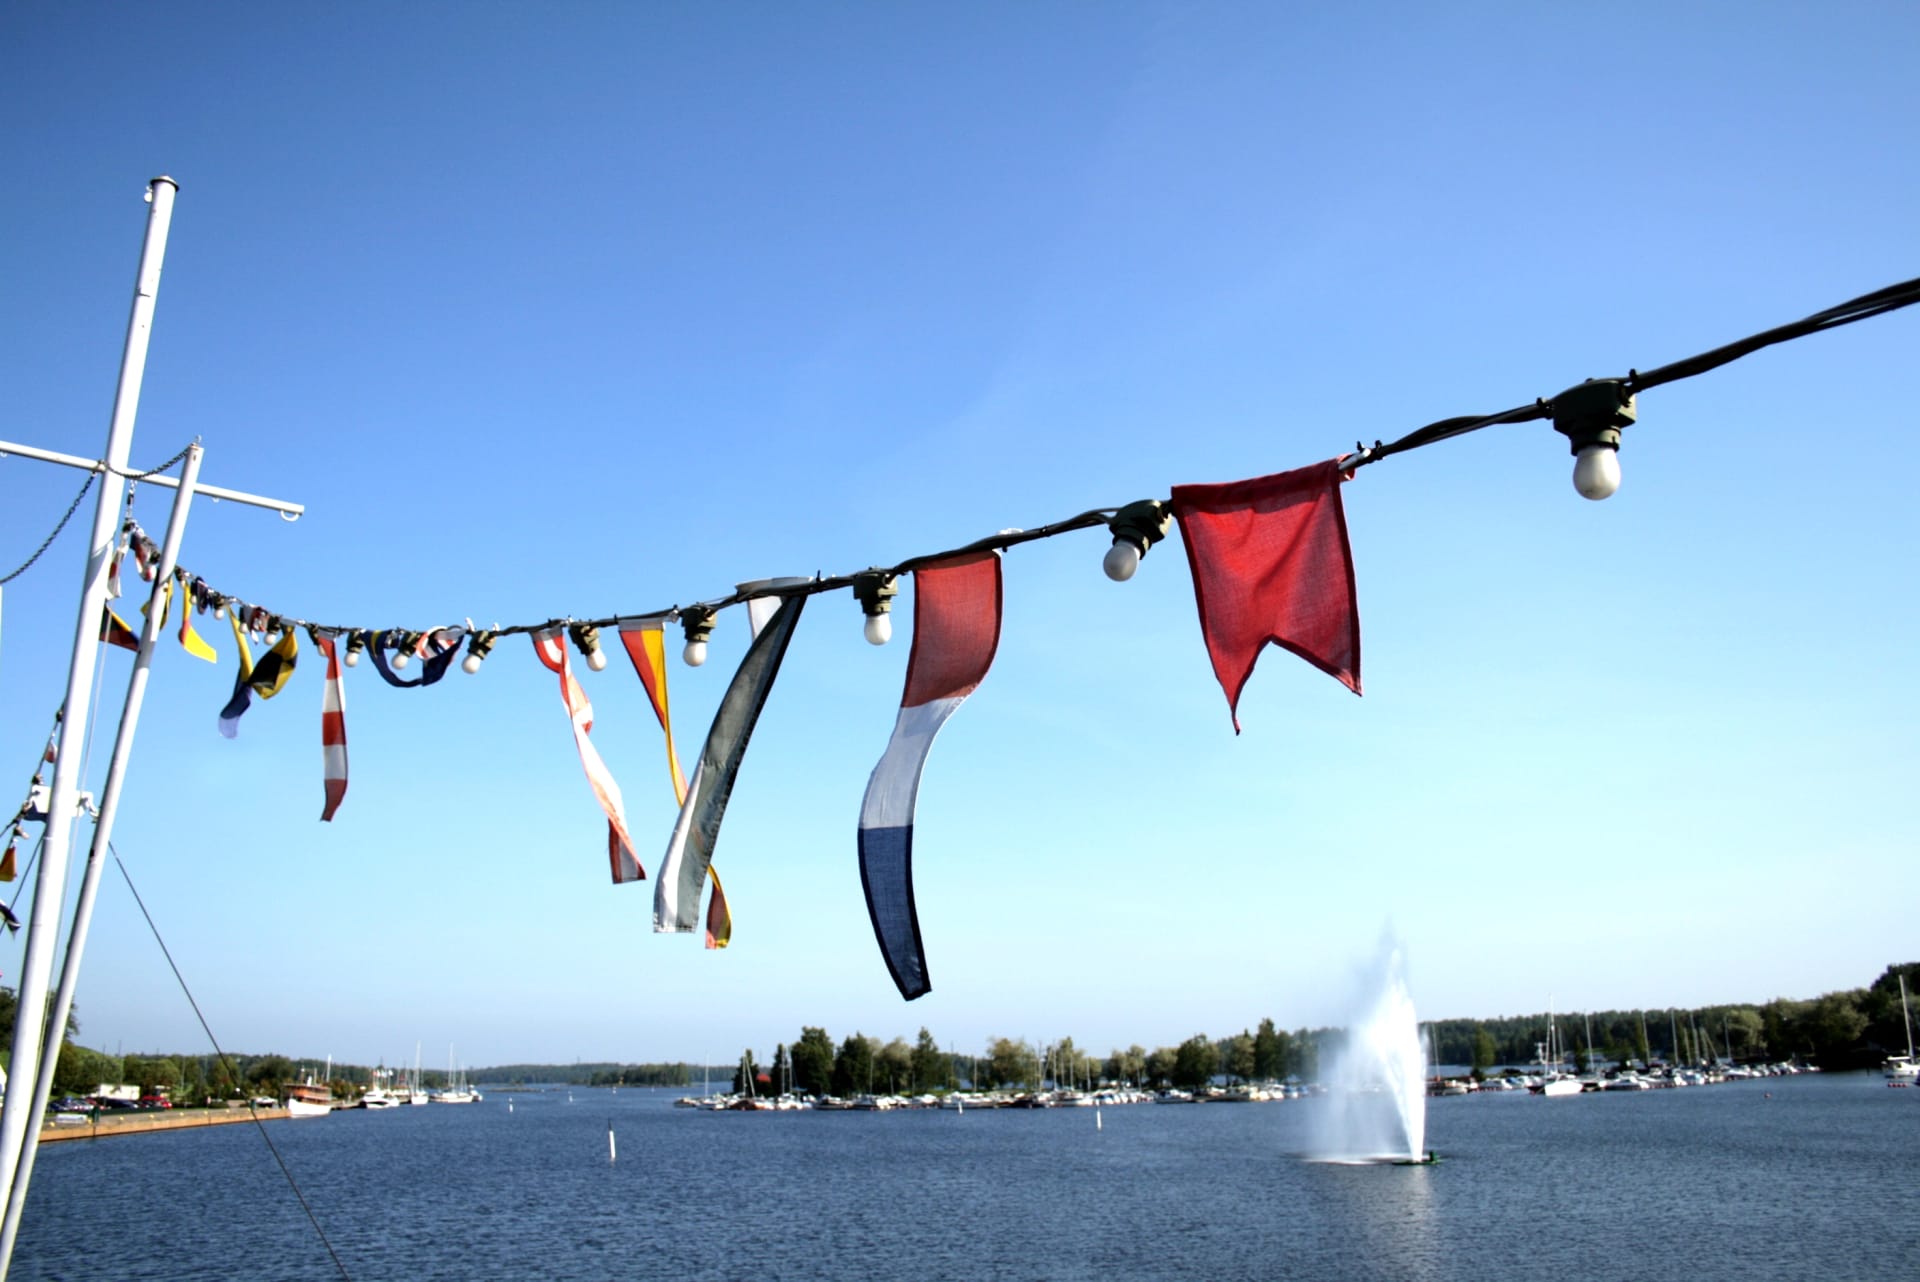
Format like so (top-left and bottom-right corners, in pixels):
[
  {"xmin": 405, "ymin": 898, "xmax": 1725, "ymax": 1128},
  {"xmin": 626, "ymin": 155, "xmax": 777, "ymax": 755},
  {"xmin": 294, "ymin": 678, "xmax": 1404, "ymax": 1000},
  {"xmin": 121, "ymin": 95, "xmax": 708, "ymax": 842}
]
[
  {"xmin": 1170, "ymin": 458, "xmax": 1361, "ymax": 731},
  {"xmin": 618, "ymin": 616, "xmax": 731, "ymax": 948},
  {"xmin": 617, "ymin": 616, "xmax": 689, "ymax": 806},
  {"xmin": 174, "ymin": 581, "xmax": 217, "ymax": 662},
  {"xmin": 218, "ymin": 613, "xmax": 298, "ymax": 737},
  {"xmin": 655, "ymin": 591, "xmax": 806, "ymax": 937},
  {"xmin": 857, "ymin": 552, "xmax": 1002, "ymax": 1000},
  {"xmin": 99, "ymin": 606, "xmax": 140, "ymax": 652},
  {"xmin": 532, "ymin": 628, "xmax": 642, "ymax": 884},
  {"xmin": 366, "ymin": 629, "xmax": 463, "ymax": 688},
  {"xmin": 314, "ymin": 631, "xmax": 349, "ymax": 822}
]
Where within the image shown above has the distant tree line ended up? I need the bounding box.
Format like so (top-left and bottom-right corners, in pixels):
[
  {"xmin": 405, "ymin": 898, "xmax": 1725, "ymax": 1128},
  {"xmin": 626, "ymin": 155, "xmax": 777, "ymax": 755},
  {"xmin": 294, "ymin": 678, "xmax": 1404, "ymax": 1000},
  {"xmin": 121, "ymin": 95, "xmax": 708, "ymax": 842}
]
[
  {"xmin": 1430, "ymin": 963, "xmax": 1919, "ymax": 1074},
  {"xmin": 709, "ymin": 1019, "xmax": 1330, "ymax": 1098},
  {"xmin": 12, "ymin": 962, "xmax": 1912, "ymax": 1101},
  {"xmin": 481, "ymin": 1062, "xmax": 697, "ymax": 1088}
]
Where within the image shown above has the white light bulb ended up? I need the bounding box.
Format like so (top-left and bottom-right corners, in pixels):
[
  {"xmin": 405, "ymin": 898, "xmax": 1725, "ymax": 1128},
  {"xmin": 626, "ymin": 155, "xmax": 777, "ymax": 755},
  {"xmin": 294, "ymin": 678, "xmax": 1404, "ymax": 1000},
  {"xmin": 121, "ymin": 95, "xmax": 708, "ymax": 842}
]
[
  {"xmin": 586, "ymin": 648, "xmax": 609, "ymax": 672},
  {"xmin": 1573, "ymin": 444, "xmax": 1621, "ymax": 501},
  {"xmin": 1103, "ymin": 540, "xmax": 1141, "ymax": 582},
  {"xmin": 864, "ymin": 612, "xmax": 892, "ymax": 646},
  {"xmin": 462, "ymin": 653, "xmax": 484, "ymax": 674},
  {"xmin": 213, "ymin": 603, "xmax": 227, "ymax": 620},
  {"xmin": 392, "ymin": 650, "xmax": 411, "ymax": 670},
  {"xmin": 684, "ymin": 639, "xmax": 708, "ymax": 667},
  {"xmin": 344, "ymin": 649, "xmax": 360, "ymax": 668}
]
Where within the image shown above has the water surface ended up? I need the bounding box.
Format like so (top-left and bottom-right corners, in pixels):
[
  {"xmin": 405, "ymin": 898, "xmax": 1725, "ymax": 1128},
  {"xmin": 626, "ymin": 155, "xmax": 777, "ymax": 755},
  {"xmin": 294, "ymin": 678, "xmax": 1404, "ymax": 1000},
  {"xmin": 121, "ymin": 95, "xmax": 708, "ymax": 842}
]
[{"xmin": 15, "ymin": 1073, "xmax": 1917, "ymax": 1280}]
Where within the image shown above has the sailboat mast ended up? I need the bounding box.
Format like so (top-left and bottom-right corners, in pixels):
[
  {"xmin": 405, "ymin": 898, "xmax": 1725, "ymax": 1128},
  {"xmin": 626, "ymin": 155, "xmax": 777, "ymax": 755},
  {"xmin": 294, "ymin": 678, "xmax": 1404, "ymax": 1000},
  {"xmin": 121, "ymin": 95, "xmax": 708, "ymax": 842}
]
[{"xmin": 1903, "ymin": 974, "xmax": 1915, "ymax": 1060}]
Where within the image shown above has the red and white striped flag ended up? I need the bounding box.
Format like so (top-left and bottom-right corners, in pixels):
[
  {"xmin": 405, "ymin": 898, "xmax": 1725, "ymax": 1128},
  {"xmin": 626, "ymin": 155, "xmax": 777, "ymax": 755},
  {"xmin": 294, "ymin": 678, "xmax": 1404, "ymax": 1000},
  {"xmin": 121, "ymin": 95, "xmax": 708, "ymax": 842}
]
[
  {"xmin": 315, "ymin": 631, "xmax": 348, "ymax": 821},
  {"xmin": 533, "ymin": 629, "xmax": 643, "ymax": 883}
]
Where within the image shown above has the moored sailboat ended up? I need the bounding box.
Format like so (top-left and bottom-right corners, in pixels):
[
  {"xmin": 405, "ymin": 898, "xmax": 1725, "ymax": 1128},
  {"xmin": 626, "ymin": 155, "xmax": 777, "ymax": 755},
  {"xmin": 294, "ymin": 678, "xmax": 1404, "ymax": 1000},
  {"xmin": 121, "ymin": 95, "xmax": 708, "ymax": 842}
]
[{"xmin": 1884, "ymin": 975, "xmax": 1917, "ymax": 1087}]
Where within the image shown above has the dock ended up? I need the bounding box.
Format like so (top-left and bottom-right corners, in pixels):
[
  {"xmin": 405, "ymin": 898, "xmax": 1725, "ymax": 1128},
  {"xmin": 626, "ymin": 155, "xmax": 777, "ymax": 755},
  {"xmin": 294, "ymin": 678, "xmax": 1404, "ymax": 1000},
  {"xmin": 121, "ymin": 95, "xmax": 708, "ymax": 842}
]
[{"xmin": 38, "ymin": 1105, "xmax": 292, "ymax": 1143}]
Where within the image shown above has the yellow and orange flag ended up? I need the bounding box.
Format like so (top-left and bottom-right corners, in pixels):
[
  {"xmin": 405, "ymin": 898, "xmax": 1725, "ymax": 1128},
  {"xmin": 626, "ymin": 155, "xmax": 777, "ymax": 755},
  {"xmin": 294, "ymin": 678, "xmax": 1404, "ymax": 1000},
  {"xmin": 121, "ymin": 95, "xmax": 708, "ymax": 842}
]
[{"xmin": 619, "ymin": 615, "xmax": 731, "ymax": 948}]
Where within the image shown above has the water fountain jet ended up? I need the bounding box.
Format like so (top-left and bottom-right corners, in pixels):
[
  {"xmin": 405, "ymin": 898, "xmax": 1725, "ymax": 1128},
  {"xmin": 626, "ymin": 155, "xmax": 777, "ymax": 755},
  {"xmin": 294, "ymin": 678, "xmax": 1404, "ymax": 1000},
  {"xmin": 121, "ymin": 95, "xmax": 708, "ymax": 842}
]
[{"xmin": 1307, "ymin": 938, "xmax": 1432, "ymax": 1165}]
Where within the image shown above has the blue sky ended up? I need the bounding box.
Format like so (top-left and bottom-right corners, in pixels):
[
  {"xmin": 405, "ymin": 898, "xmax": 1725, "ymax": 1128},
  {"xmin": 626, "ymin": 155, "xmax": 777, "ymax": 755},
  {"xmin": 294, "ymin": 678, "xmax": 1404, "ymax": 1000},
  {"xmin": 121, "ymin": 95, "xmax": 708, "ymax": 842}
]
[{"xmin": 2, "ymin": 3, "xmax": 1915, "ymax": 1069}]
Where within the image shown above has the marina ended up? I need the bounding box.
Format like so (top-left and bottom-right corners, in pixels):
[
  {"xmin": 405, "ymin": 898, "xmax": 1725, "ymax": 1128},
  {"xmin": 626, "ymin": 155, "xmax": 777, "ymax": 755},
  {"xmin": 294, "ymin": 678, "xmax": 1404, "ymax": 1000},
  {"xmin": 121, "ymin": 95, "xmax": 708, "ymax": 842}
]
[{"xmin": 12, "ymin": 1070, "xmax": 1914, "ymax": 1280}]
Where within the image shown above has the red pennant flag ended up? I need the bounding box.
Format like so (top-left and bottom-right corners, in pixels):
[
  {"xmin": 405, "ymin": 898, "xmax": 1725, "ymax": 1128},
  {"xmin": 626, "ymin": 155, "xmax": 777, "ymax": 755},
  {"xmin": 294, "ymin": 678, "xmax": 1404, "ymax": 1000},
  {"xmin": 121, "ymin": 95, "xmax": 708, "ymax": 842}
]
[{"xmin": 1170, "ymin": 458, "xmax": 1361, "ymax": 732}]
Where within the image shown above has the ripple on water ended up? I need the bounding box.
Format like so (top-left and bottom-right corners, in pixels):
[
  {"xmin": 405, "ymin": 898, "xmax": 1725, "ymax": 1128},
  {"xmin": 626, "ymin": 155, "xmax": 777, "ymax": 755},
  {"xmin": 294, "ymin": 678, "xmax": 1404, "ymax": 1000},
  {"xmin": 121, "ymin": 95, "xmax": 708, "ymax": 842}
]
[{"xmin": 13, "ymin": 1075, "xmax": 1920, "ymax": 1282}]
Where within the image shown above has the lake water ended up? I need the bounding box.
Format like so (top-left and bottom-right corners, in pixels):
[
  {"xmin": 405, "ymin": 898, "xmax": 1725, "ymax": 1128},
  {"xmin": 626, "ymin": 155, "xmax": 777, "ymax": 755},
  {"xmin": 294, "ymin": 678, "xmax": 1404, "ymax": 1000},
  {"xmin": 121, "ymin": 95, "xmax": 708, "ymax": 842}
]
[{"xmin": 13, "ymin": 1072, "xmax": 1918, "ymax": 1281}]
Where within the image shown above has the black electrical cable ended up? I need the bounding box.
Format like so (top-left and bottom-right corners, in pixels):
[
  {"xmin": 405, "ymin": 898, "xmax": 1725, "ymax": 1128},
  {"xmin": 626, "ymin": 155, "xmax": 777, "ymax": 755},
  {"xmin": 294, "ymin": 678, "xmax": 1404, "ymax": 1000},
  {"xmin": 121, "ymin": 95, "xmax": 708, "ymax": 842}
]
[
  {"xmin": 113, "ymin": 272, "xmax": 1920, "ymax": 641},
  {"xmin": 106, "ymin": 840, "xmax": 354, "ymax": 1282},
  {"xmin": 1351, "ymin": 273, "xmax": 1920, "ymax": 470},
  {"xmin": 1628, "ymin": 275, "xmax": 1920, "ymax": 392}
]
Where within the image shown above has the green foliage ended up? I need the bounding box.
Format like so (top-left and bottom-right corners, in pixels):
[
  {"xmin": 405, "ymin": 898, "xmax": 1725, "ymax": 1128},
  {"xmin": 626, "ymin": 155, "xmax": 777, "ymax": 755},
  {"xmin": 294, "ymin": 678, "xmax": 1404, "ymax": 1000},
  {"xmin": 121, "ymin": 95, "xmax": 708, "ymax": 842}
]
[
  {"xmin": 30, "ymin": 960, "xmax": 1912, "ymax": 1110},
  {"xmin": 121, "ymin": 1055, "xmax": 185, "ymax": 1098},
  {"xmin": 872, "ymin": 1038, "xmax": 910, "ymax": 1093},
  {"xmin": 1048, "ymin": 1037, "xmax": 1097, "ymax": 1090},
  {"xmin": 1292, "ymin": 1029, "xmax": 1320, "ymax": 1083},
  {"xmin": 791, "ymin": 1027, "xmax": 835, "ymax": 1096},
  {"xmin": 831, "ymin": 1033, "xmax": 878, "ymax": 1097},
  {"xmin": 0, "ymin": 987, "xmax": 81, "ymax": 1054},
  {"xmin": 1470, "ymin": 1026, "xmax": 1497, "ymax": 1078},
  {"xmin": 1172, "ymin": 1035, "xmax": 1214, "ymax": 1089},
  {"xmin": 461, "ymin": 1062, "xmax": 694, "ymax": 1087},
  {"xmin": 1224, "ymin": 1032, "xmax": 1257, "ymax": 1084},
  {"xmin": 53, "ymin": 1042, "xmax": 120, "ymax": 1095},
  {"xmin": 247, "ymin": 1055, "xmax": 292, "ymax": 1090},
  {"xmin": 1105, "ymin": 1044, "xmax": 1147, "ymax": 1087},
  {"xmin": 910, "ymin": 1027, "xmax": 949, "ymax": 1092},
  {"xmin": 982, "ymin": 1037, "xmax": 1033, "ymax": 1089},
  {"xmin": 1253, "ymin": 1019, "xmax": 1283, "ymax": 1080},
  {"xmin": 731, "ymin": 1049, "xmax": 761, "ymax": 1095},
  {"xmin": 1144, "ymin": 1046, "xmax": 1176, "ymax": 1087},
  {"xmin": 767, "ymin": 1044, "xmax": 792, "ymax": 1095}
]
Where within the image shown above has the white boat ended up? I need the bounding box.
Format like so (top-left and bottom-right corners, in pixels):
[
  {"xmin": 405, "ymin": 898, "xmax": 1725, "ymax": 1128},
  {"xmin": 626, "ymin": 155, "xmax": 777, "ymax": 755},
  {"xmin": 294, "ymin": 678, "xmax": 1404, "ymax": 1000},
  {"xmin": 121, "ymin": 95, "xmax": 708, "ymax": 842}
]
[
  {"xmin": 285, "ymin": 1059, "xmax": 333, "ymax": 1118},
  {"xmin": 434, "ymin": 1047, "xmax": 480, "ymax": 1103},
  {"xmin": 408, "ymin": 1044, "xmax": 429, "ymax": 1105},
  {"xmin": 1885, "ymin": 975, "xmax": 1917, "ymax": 1086},
  {"xmin": 362, "ymin": 1064, "xmax": 402, "ymax": 1108},
  {"xmin": 1529, "ymin": 1005, "xmax": 1582, "ymax": 1097}
]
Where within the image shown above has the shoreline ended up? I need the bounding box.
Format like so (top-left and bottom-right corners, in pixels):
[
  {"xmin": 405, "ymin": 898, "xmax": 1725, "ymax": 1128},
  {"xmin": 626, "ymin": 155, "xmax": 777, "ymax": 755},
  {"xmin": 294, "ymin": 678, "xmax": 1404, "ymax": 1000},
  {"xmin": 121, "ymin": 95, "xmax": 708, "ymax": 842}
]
[{"xmin": 39, "ymin": 1105, "xmax": 292, "ymax": 1143}]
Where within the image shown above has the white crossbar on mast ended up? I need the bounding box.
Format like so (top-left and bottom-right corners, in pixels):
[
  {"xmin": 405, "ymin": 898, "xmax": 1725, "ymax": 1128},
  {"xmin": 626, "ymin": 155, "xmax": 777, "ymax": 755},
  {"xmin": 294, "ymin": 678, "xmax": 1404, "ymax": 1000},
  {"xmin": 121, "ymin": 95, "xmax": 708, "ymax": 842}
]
[{"xmin": 0, "ymin": 179, "xmax": 305, "ymax": 1280}]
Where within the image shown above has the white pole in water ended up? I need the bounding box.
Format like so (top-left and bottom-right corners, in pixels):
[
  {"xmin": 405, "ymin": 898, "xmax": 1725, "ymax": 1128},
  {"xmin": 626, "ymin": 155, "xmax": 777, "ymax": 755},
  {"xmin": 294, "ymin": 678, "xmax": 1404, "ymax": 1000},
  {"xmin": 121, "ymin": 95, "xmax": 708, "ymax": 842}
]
[
  {"xmin": 0, "ymin": 177, "xmax": 177, "ymax": 1245},
  {"xmin": 0, "ymin": 446, "xmax": 203, "ymax": 1268},
  {"xmin": 608, "ymin": 1121, "xmax": 616, "ymax": 1163},
  {"xmin": 1096, "ymin": 1107, "xmax": 1103, "ymax": 1131}
]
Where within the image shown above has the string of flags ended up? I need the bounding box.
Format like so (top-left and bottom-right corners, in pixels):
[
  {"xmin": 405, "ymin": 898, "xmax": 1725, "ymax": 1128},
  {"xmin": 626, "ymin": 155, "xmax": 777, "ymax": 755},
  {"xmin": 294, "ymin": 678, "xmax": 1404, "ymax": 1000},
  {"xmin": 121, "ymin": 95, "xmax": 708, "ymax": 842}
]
[
  {"xmin": 91, "ymin": 456, "xmax": 1360, "ymax": 999},
  {"xmin": 14, "ymin": 272, "xmax": 1917, "ymax": 999}
]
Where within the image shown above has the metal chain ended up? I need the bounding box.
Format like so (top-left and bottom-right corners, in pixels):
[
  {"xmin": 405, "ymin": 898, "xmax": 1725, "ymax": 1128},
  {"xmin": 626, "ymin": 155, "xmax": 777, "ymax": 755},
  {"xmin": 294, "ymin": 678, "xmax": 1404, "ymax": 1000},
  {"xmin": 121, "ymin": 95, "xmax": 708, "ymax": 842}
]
[
  {"xmin": 0, "ymin": 441, "xmax": 192, "ymax": 586},
  {"xmin": 107, "ymin": 440, "xmax": 194, "ymax": 482},
  {"xmin": 0, "ymin": 472, "xmax": 98, "ymax": 585}
]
